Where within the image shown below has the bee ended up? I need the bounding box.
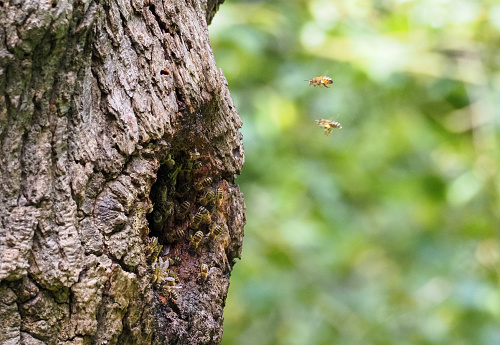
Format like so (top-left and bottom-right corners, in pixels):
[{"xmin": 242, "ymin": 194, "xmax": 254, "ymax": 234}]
[
  {"xmin": 152, "ymin": 257, "xmax": 170, "ymax": 285},
  {"xmin": 197, "ymin": 206, "xmax": 209, "ymax": 214},
  {"xmin": 167, "ymin": 228, "xmax": 185, "ymax": 243},
  {"xmin": 152, "ymin": 210, "xmax": 163, "ymax": 231},
  {"xmin": 163, "ymin": 154, "xmax": 175, "ymax": 169},
  {"xmin": 316, "ymin": 119, "xmax": 342, "ymax": 136},
  {"xmin": 189, "ymin": 212, "xmax": 203, "ymax": 229},
  {"xmin": 168, "ymin": 256, "xmax": 182, "ymax": 266},
  {"xmin": 198, "ymin": 263, "xmax": 208, "ymax": 283},
  {"xmin": 157, "ymin": 200, "xmax": 173, "ymax": 219},
  {"xmin": 145, "ymin": 237, "xmax": 163, "ymax": 264},
  {"xmin": 209, "ymin": 224, "xmax": 223, "ymax": 240},
  {"xmin": 215, "ymin": 187, "xmax": 224, "ymax": 207},
  {"xmin": 175, "ymin": 183, "xmax": 191, "ymax": 197},
  {"xmin": 199, "ymin": 190, "xmax": 215, "ymax": 206},
  {"xmin": 164, "ymin": 284, "xmax": 181, "ymax": 300},
  {"xmin": 175, "ymin": 201, "xmax": 191, "ymax": 220},
  {"xmin": 168, "ymin": 165, "xmax": 182, "ymax": 185},
  {"xmin": 167, "ymin": 269, "xmax": 178, "ymax": 282},
  {"xmin": 157, "ymin": 185, "xmax": 168, "ymax": 203},
  {"xmin": 189, "ymin": 230, "xmax": 204, "ymax": 251},
  {"xmin": 189, "ymin": 150, "xmax": 200, "ymax": 161},
  {"xmin": 192, "ymin": 161, "xmax": 203, "ymax": 170},
  {"xmin": 194, "ymin": 177, "xmax": 212, "ymax": 191},
  {"xmin": 308, "ymin": 76, "xmax": 333, "ymax": 88}
]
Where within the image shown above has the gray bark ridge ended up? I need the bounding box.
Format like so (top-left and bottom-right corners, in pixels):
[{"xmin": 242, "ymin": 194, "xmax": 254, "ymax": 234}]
[{"xmin": 0, "ymin": 0, "xmax": 245, "ymax": 344}]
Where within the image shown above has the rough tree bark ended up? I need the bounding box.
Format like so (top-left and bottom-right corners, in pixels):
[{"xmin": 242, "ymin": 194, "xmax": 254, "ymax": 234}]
[{"xmin": 0, "ymin": 0, "xmax": 245, "ymax": 344}]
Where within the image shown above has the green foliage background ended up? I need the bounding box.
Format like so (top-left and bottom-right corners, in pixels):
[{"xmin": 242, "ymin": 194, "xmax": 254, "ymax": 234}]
[{"xmin": 209, "ymin": 1, "xmax": 500, "ymax": 344}]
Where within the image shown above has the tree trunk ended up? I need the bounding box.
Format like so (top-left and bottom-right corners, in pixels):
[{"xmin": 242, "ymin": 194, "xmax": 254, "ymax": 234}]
[{"xmin": 0, "ymin": 0, "xmax": 245, "ymax": 344}]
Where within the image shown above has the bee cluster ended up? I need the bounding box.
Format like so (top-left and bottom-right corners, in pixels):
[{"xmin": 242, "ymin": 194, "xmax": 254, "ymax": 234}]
[
  {"xmin": 307, "ymin": 76, "xmax": 343, "ymax": 136},
  {"xmin": 145, "ymin": 149, "xmax": 230, "ymax": 303}
]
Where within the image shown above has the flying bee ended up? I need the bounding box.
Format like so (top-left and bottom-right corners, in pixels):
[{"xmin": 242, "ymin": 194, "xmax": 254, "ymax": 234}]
[
  {"xmin": 198, "ymin": 264, "xmax": 208, "ymax": 283},
  {"xmin": 209, "ymin": 224, "xmax": 223, "ymax": 240},
  {"xmin": 167, "ymin": 228, "xmax": 185, "ymax": 243},
  {"xmin": 175, "ymin": 201, "xmax": 191, "ymax": 220},
  {"xmin": 189, "ymin": 212, "xmax": 203, "ymax": 229},
  {"xmin": 194, "ymin": 177, "xmax": 212, "ymax": 191},
  {"xmin": 308, "ymin": 76, "xmax": 333, "ymax": 88},
  {"xmin": 316, "ymin": 119, "xmax": 342, "ymax": 136},
  {"xmin": 199, "ymin": 190, "xmax": 215, "ymax": 206},
  {"xmin": 189, "ymin": 230, "xmax": 204, "ymax": 251}
]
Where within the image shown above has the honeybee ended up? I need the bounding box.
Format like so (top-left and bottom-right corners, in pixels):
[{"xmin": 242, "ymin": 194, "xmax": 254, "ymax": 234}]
[
  {"xmin": 175, "ymin": 183, "xmax": 191, "ymax": 197},
  {"xmin": 192, "ymin": 161, "xmax": 203, "ymax": 170},
  {"xmin": 189, "ymin": 213, "xmax": 203, "ymax": 229},
  {"xmin": 199, "ymin": 190, "xmax": 215, "ymax": 206},
  {"xmin": 209, "ymin": 224, "xmax": 223, "ymax": 240},
  {"xmin": 152, "ymin": 257, "xmax": 170, "ymax": 284},
  {"xmin": 308, "ymin": 76, "xmax": 333, "ymax": 88},
  {"xmin": 189, "ymin": 230, "xmax": 204, "ymax": 250},
  {"xmin": 163, "ymin": 280, "xmax": 182, "ymax": 300},
  {"xmin": 316, "ymin": 119, "xmax": 342, "ymax": 136},
  {"xmin": 157, "ymin": 185, "xmax": 168, "ymax": 202},
  {"xmin": 215, "ymin": 187, "xmax": 224, "ymax": 207},
  {"xmin": 199, "ymin": 263, "xmax": 209, "ymax": 283},
  {"xmin": 168, "ymin": 256, "xmax": 182, "ymax": 266},
  {"xmin": 152, "ymin": 210, "xmax": 163, "ymax": 231},
  {"xmin": 168, "ymin": 166, "xmax": 182, "ymax": 185},
  {"xmin": 194, "ymin": 177, "xmax": 213, "ymax": 191},
  {"xmin": 145, "ymin": 237, "xmax": 163, "ymax": 264},
  {"xmin": 167, "ymin": 228, "xmax": 185, "ymax": 243},
  {"xmin": 175, "ymin": 201, "xmax": 191, "ymax": 220}
]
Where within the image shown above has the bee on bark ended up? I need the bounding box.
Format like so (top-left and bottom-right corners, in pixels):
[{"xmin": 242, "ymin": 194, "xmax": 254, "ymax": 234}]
[
  {"xmin": 167, "ymin": 269, "xmax": 179, "ymax": 283},
  {"xmin": 158, "ymin": 200, "xmax": 173, "ymax": 219},
  {"xmin": 175, "ymin": 183, "xmax": 191, "ymax": 197},
  {"xmin": 308, "ymin": 76, "xmax": 333, "ymax": 88},
  {"xmin": 197, "ymin": 206, "xmax": 209, "ymax": 214},
  {"xmin": 198, "ymin": 264, "xmax": 209, "ymax": 283},
  {"xmin": 164, "ymin": 284, "xmax": 181, "ymax": 300},
  {"xmin": 316, "ymin": 119, "xmax": 342, "ymax": 136},
  {"xmin": 168, "ymin": 256, "xmax": 182, "ymax": 266},
  {"xmin": 152, "ymin": 210, "xmax": 163, "ymax": 231},
  {"xmin": 215, "ymin": 188, "xmax": 224, "ymax": 207},
  {"xmin": 194, "ymin": 177, "xmax": 213, "ymax": 191},
  {"xmin": 189, "ymin": 212, "xmax": 203, "ymax": 229},
  {"xmin": 152, "ymin": 257, "xmax": 170, "ymax": 285},
  {"xmin": 189, "ymin": 230, "xmax": 204, "ymax": 251},
  {"xmin": 199, "ymin": 190, "xmax": 215, "ymax": 206},
  {"xmin": 175, "ymin": 201, "xmax": 191, "ymax": 220},
  {"xmin": 209, "ymin": 224, "xmax": 223, "ymax": 240},
  {"xmin": 192, "ymin": 161, "xmax": 203, "ymax": 170},
  {"xmin": 168, "ymin": 165, "xmax": 182, "ymax": 185},
  {"xmin": 167, "ymin": 228, "xmax": 185, "ymax": 243},
  {"xmin": 145, "ymin": 237, "xmax": 163, "ymax": 264}
]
